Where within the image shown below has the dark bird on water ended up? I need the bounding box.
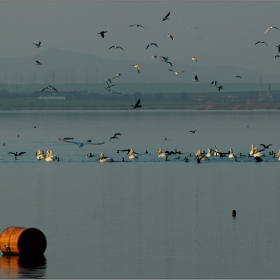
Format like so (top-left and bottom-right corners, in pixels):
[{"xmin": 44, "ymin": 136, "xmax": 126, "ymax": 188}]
[
  {"xmin": 132, "ymin": 99, "xmax": 142, "ymax": 109},
  {"xmin": 189, "ymin": 130, "xmax": 197, "ymax": 133},
  {"xmin": 254, "ymin": 156, "xmax": 263, "ymax": 162},
  {"xmin": 232, "ymin": 210, "xmax": 236, "ymax": 217},
  {"xmin": 8, "ymin": 152, "xmax": 26, "ymax": 160}
]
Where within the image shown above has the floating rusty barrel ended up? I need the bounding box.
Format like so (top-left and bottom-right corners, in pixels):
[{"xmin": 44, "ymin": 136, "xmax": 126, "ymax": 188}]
[{"xmin": 0, "ymin": 227, "xmax": 47, "ymax": 256}]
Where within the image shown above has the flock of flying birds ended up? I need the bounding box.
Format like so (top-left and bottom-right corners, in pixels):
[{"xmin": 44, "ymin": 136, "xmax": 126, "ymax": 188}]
[{"xmin": 31, "ymin": 10, "xmax": 280, "ymax": 109}]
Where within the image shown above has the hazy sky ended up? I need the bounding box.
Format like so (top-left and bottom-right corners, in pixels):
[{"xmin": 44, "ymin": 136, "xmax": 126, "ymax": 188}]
[{"xmin": 1, "ymin": 1, "xmax": 280, "ymax": 77}]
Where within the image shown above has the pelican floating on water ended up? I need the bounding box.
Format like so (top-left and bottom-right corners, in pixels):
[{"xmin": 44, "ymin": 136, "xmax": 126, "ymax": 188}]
[
  {"xmin": 45, "ymin": 150, "xmax": 59, "ymax": 162},
  {"xmin": 97, "ymin": 153, "xmax": 113, "ymax": 162},
  {"xmin": 36, "ymin": 149, "xmax": 45, "ymax": 160},
  {"xmin": 157, "ymin": 148, "xmax": 168, "ymax": 159}
]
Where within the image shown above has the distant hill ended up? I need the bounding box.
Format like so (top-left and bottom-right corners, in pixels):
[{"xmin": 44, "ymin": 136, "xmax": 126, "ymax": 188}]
[{"xmin": 0, "ymin": 47, "xmax": 279, "ymax": 86}]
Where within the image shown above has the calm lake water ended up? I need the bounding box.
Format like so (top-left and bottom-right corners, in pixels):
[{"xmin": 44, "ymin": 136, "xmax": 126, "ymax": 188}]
[{"xmin": 0, "ymin": 110, "xmax": 280, "ymax": 278}]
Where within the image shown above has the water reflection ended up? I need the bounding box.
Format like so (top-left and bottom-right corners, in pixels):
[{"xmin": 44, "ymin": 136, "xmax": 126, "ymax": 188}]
[{"xmin": 0, "ymin": 255, "xmax": 46, "ymax": 278}]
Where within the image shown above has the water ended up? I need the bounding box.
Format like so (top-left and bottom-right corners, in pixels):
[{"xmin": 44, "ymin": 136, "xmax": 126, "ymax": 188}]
[{"xmin": 0, "ymin": 110, "xmax": 280, "ymax": 278}]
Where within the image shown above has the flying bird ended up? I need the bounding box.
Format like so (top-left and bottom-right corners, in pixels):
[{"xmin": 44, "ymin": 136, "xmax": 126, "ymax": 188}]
[
  {"xmin": 98, "ymin": 31, "xmax": 107, "ymax": 38},
  {"xmin": 274, "ymin": 54, "xmax": 280, "ymax": 59},
  {"xmin": 277, "ymin": 45, "xmax": 280, "ymax": 52},
  {"xmin": 151, "ymin": 55, "xmax": 157, "ymax": 59},
  {"xmin": 132, "ymin": 99, "xmax": 142, "ymax": 109},
  {"xmin": 129, "ymin": 24, "xmax": 144, "ymax": 28},
  {"xmin": 189, "ymin": 27, "xmax": 199, "ymax": 31},
  {"xmin": 33, "ymin": 41, "xmax": 41, "ymax": 48},
  {"xmin": 162, "ymin": 12, "xmax": 170, "ymax": 21},
  {"xmin": 41, "ymin": 85, "xmax": 58, "ymax": 92},
  {"xmin": 255, "ymin": 41, "xmax": 268, "ymax": 46},
  {"xmin": 169, "ymin": 69, "xmax": 185, "ymax": 75},
  {"xmin": 191, "ymin": 56, "xmax": 198, "ymax": 62},
  {"xmin": 112, "ymin": 73, "xmax": 121, "ymax": 79},
  {"xmin": 110, "ymin": 133, "xmax": 121, "ymax": 140},
  {"xmin": 58, "ymin": 138, "xmax": 105, "ymax": 147},
  {"xmin": 36, "ymin": 60, "xmax": 42, "ymax": 65},
  {"xmin": 131, "ymin": 64, "xmax": 140, "ymax": 73},
  {"xmin": 189, "ymin": 130, "xmax": 197, "ymax": 133},
  {"xmin": 104, "ymin": 87, "xmax": 122, "ymax": 94},
  {"xmin": 105, "ymin": 78, "xmax": 115, "ymax": 88},
  {"xmin": 167, "ymin": 34, "xmax": 174, "ymax": 40},
  {"xmin": 217, "ymin": 86, "xmax": 223, "ymax": 91},
  {"xmin": 8, "ymin": 152, "xmax": 26, "ymax": 160},
  {"xmin": 193, "ymin": 75, "xmax": 200, "ymax": 82},
  {"xmin": 264, "ymin": 26, "xmax": 279, "ymax": 34},
  {"xmin": 233, "ymin": 75, "xmax": 241, "ymax": 78},
  {"xmin": 146, "ymin": 43, "xmax": 159, "ymax": 49},
  {"xmin": 109, "ymin": 45, "xmax": 124, "ymax": 50},
  {"xmin": 211, "ymin": 80, "xmax": 218, "ymax": 86},
  {"xmin": 260, "ymin": 144, "xmax": 272, "ymax": 149}
]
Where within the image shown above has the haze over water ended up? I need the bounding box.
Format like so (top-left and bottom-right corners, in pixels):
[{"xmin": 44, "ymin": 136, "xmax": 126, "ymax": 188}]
[{"xmin": 0, "ymin": 110, "xmax": 280, "ymax": 278}]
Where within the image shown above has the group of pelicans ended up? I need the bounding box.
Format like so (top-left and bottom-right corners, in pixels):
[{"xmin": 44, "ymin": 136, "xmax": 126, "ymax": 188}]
[
  {"xmin": 36, "ymin": 149, "xmax": 60, "ymax": 162},
  {"xmin": 35, "ymin": 143, "xmax": 280, "ymax": 163}
]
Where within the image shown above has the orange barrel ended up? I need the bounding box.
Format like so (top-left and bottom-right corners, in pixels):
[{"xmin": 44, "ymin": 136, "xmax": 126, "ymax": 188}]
[{"xmin": 0, "ymin": 227, "xmax": 47, "ymax": 256}]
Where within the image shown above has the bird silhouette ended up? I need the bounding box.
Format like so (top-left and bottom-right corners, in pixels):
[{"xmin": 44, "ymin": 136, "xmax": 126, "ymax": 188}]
[
  {"xmin": 162, "ymin": 11, "xmax": 170, "ymax": 21},
  {"xmin": 8, "ymin": 152, "xmax": 26, "ymax": 160},
  {"xmin": 98, "ymin": 31, "xmax": 107, "ymax": 38},
  {"xmin": 132, "ymin": 99, "xmax": 142, "ymax": 109}
]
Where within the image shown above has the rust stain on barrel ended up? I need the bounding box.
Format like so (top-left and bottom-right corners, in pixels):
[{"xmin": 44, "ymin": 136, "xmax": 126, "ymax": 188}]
[{"xmin": 0, "ymin": 227, "xmax": 47, "ymax": 256}]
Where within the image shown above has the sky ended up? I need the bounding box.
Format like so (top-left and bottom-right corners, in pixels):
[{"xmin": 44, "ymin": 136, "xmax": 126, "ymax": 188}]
[{"xmin": 1, "ymin": 0, "xmax": 280, "ymax": 83}]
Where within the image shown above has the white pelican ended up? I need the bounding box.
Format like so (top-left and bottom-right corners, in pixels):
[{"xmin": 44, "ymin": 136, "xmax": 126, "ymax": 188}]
[
  {"xmin": 36, "ymin": 149, "xmax": 45, "ymax": 160},
  {"xmin": 109, "ymin": 45, "xmax": 124, "ymax": 50},
  {"xmin": 213, "ymin": 146, "xmax": 220, "ymax": 156},
  {"xmin": 157, "ymin": 148, "xmax": 168, "ymax": 158},
  {"xmin": 264, "ymin": 26, "xmax": 279, "ymax": 34},
  {"xmin": 252, "ymin": 147, "xmax": 265, "ymax": 158},
  {"xmin": 206, "ymin": 148, "xmax": 212, "ymax": 157},
  {"xmin": 228, "ymin": 148, "xmax": 236, "ymax": 159},
  {"xmin": 58, "ymin": 138, "xmax": 105, "ymax": 147},
  {"xmin": 162, "ymin": 12, "xmax": 170, "ymax": 21},
  {"xmin": 167, "ymin": 34, "xmax": 174, "ymax": 40},
  {"xmin": 131, "ymin": 64, "xmax": 140, "ymax": 73},
  {"xmin": 45, "ymin": 150, "xmax": 59, "ymax": 162},
  {"xmin": 276, "ymin": 150, "xmax": 280, "ymax": 160},
  {"xmin": 97, "ymin": 153, "xmax": 113, "ymax": 162},
  {"xmin": 33, "ymin": 41, "xmax": 41, "ymax": 48},
  {"xmin": 98, "ymin": 31, "xmax": 107, "ymax": 38},
  {"xmin": 192, "ymin": 56, "xmax": 198, "ymax": 62},
  {"xmin": 127, "ymin": 149, "xmax": 138, "ymax": 160},
  {"xmin": 249, "ymin": 144, "xmax": 255, "ymax": 156}
]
